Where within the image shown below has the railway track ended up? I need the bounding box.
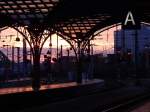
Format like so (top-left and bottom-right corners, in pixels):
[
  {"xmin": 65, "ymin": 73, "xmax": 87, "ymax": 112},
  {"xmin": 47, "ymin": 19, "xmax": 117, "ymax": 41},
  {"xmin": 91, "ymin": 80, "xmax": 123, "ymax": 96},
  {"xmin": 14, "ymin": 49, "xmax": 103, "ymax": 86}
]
[
  {"xmin": 93, "ymin": 91, "xmax": 150, "ymax": 112},
  {"xmin": 12, "ymin": 85, "xmax": 150, "ymax": 112}
]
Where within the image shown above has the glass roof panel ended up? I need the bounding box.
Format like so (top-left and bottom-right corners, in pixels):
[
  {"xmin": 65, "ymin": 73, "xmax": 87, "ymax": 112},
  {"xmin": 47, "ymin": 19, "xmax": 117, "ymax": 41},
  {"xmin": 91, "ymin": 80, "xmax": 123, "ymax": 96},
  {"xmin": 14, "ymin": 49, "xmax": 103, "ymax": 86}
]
[
  {"xmin": 7, "ymin": 1, "xmax": 14, "ymax": 4},
  {"xmin": 0, "ymin": 0, "xmax": 60, "ymax": 25},
  {"xmin": 29, "ymin": 5, "xmax": 36, "ymax": 8},
  {"xmin": 0, "ymin": 0, "xmax": 112, "ymax": 39},
  {"xmin": 34, "ymin": 0, "xmax": 41, "ymax": 3},
  {"xmin": 16, "ymin": 1, "xmax": 23, "ymax": 4},
  {"xmin": 20, "ymin": 5, "xmax": 28, "ymax": 8},
  {"xmin": 24, "ymin": 1, "xmax": 32, "ymax": 4},
  {"xmin": 38, "ymin": 4, "xmax": 45, "ymax": 8},
  {"xmin": 12, "ymin": 5, "xmax": 18, "ymax": 8},
  {"xmin": 3, "ymin": 6, "xmax": 11, "ymax": 9},
  {"xmin": 8, "ymin": 10, "xmax": 14, "ymax": 13}
]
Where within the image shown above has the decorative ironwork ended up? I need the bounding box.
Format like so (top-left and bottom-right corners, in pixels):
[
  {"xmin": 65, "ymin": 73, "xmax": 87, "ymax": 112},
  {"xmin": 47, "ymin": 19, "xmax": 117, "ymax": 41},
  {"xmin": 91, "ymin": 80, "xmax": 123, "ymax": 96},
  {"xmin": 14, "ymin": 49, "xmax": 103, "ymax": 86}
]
[
  {"xmin": 0, "ymin": 0, "xmax": 60, "ymax": 25},
  {"xmin": 1, "ymin": 0, "xmax": 150, "ymax": 90}
]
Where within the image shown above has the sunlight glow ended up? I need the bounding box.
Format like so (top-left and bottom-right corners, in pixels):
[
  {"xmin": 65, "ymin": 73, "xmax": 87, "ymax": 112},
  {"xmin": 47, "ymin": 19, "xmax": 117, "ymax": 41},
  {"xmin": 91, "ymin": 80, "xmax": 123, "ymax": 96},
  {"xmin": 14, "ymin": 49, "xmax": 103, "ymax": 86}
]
[
  {"xmin": 0, "ymin": 26, "xmax": 121, "ymax": 57},
  {"xmin": 92, "ymin": 25, "xmax": 121, "ymax": 55},
  {"xmin": 0, "ymin": 27, "xmax": 23, "ymax": 47},
  {"xmin": 43, "ymin": 34, "xmax": 70, "ymax": 48}
]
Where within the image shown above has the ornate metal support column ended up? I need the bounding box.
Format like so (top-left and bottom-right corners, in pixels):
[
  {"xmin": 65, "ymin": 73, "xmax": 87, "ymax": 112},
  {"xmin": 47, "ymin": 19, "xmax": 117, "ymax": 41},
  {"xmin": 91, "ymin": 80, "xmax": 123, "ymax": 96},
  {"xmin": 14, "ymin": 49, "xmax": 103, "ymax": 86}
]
[
  {"xmin": 32, "ymin": 45, "xmax": 41, "ymax": 91},
  {"xmin": 23, "ymin": 38, "xmax": 27, "ymax": 76},
  {"xmin": 26, "ymin": 24, "xmax": 43, "ymax": 91},
  {"xmin": 76, "ymin": 40, "xmax": 82, "ymax": 83},
  {"xmin": 14, "ymin": 25, "xmax": 51, "ymax": 91}
]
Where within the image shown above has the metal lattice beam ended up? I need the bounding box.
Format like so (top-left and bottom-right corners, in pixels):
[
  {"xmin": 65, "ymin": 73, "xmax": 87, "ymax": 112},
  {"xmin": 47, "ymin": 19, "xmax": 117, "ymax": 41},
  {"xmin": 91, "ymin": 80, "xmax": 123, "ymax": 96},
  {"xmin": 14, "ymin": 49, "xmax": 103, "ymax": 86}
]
[{"xmin": 0, "ymin": 0, "xmax": 60, "ymax": 25}]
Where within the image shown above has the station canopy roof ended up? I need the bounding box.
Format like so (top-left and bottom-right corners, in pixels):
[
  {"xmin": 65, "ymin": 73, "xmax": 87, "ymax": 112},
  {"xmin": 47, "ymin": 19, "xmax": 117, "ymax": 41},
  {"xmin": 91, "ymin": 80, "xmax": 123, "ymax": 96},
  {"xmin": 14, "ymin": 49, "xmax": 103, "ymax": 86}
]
[{"xmin": 1, "ymin": 0, "xmax": 150, "ymax": 38}]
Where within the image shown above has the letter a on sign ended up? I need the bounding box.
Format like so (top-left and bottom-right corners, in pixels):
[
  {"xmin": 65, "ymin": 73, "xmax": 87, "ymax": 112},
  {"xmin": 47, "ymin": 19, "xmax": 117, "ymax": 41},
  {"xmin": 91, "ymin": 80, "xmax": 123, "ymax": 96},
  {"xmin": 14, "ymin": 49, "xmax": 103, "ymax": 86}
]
[
  {"xmin": 122, "ymin": 11, "xmax": 141, "ymax": 29},
  {"xmin": 124, "ymin": 11, "xmax": 135, "ymax": 26}
]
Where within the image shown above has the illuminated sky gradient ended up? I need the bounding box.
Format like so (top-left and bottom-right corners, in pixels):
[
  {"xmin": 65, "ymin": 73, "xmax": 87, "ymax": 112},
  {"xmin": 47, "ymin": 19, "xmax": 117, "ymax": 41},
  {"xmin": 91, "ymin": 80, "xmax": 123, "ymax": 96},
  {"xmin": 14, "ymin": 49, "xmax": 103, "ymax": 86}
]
[
  {"xmin": 92, "ymin": 26, "xmax": 121, "ymax": 55},
  {"xmin": 0, "ymin": 28, "xmax": 70, "ymax": 48},
  {"xmin": 0, "ymin": 26, "xmax": 121, "ymax": 60}
]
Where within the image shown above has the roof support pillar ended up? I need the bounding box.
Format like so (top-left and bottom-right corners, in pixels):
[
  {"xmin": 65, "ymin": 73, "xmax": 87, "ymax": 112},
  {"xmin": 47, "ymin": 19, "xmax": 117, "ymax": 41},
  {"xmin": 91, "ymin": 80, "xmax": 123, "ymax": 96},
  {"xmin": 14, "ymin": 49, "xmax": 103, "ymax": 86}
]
[
  {"xmin": 32, "ymin": 44, "xmax": 41, "ymax": 91},
  {"xmin": 15, "ymin": 25, "xmax": 53, "ymax": 91},
  {"xmin": 76, "ymin": 40, "xmax": 82, "ymax": 83}
]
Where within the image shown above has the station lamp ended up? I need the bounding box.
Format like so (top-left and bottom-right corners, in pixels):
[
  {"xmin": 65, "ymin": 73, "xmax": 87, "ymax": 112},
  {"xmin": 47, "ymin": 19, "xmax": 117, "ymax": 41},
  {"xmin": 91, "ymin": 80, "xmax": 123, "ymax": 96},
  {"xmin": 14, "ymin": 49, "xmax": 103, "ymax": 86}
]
[
  {"xmin": 15, "ymin": 37, "xmax": 20, "ymax": 42},
  {"xmin": 15, "ymin": 31, "xmax": 20, "ymax": 42}
]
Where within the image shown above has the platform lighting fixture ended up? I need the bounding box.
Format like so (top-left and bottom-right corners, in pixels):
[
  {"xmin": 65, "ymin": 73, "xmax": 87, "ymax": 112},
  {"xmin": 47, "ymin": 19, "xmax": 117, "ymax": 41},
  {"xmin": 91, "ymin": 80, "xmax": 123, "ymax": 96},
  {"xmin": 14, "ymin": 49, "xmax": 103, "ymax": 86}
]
[
  {"xmin": 2, "ymin": 40, "xmax": 5, "ymax": 42},
  {"xmin": 15, "ymin": 31, "xmax": 20, "ymax": 42},
  {"xmin": 49, "ymin": 43, "xmax": 52, "ymax": 47},
  {"xmin": 70, "ymin": 47, "xmax": 72, "ymax": 50}
]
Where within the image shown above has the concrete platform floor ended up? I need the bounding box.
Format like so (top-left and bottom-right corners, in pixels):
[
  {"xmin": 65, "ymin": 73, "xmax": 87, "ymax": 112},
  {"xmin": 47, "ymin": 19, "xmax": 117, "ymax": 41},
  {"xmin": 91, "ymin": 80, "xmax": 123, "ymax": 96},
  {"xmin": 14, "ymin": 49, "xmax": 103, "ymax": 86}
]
[{"xmin": 0, "ymin": 79, "xmax": 104, "ymax": 95}]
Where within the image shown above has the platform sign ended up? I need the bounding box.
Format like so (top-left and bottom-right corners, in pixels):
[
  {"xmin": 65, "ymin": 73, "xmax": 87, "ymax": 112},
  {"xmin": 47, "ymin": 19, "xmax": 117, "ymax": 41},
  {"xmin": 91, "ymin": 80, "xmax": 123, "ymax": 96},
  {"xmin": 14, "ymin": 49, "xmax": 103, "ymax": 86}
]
[{"xmin": 122, "ymin": 11, "xmax": 141, "ymax": 29}]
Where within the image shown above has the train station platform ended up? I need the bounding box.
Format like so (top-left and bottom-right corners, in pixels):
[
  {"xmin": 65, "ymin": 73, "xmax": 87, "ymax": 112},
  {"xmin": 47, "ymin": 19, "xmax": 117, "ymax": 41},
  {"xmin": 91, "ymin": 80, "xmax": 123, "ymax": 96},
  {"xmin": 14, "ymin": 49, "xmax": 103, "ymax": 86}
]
[
  {"xmin": 0, "ymin": 79, "xmax": 104, "ymax": 95},
  {"xmin": 0, "ymin": 79, "xmax": 105, "ymax": 112}
]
